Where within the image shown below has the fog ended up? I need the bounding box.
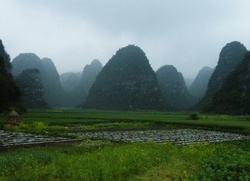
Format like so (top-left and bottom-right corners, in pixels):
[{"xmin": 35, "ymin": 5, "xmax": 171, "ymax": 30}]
[{"xmin": 1, "ymin": 0, "xmax": 250, "ymax": 79}]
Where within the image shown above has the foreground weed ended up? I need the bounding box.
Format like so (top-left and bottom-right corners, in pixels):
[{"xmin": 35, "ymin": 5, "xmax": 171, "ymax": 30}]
[
  {"xmin": 1, "ymin": 141, "xmax": 249, "ymax": 180},
  {"xmin": 196, "ymin": 147, "xmax": 250, "ymax": 180},
  {"xmin": 0, "ymin": 142, "xmax": 178, "ymax": 180}
]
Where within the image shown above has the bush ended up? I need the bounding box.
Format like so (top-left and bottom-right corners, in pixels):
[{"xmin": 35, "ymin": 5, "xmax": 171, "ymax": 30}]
[{"xmin": 189, "ymin": 113, "xmax": 199, "ymax": 120}]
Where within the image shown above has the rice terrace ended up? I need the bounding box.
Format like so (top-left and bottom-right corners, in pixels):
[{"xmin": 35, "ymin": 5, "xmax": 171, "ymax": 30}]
[{"xmin": 0, "ymin": 109, "xmax": 250, "ymax": 180}]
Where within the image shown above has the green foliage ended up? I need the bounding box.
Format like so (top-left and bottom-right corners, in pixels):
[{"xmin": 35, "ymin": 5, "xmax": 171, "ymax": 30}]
[
  {"xmin": 7, "ymin": 121, "xmax": 68, "ymax": 135},
  {"xmin": 0, "ymin": 142, "xmax": 177, "ymax": 180},
  {"xmin": 192, "ymin": 144, "xmax": 250, "ymax": 180},
  {"xmin": 189, "ymin": 113, "xmax": 199, "ymax": 120},
  {"xmin": 1, "ymin": 109, "xmax": 249, "ymax": 134},
  {"xmin": 204, "ymin": 51, "xmax": 250, "ymax": 114},
  {"xmin": 0, "ymin": 141, "xmax": 249, "ymax": 180},
  {"xmin": 0, "ymin": 40, "xmax": 22, "ymax": 112},
  {"xmin": 196, "ymin": 41, "xmax": 247, "ymax": 111},
  {"xmin": 0, "ymin": 110, "xmax": 250, "ymax": 180}
]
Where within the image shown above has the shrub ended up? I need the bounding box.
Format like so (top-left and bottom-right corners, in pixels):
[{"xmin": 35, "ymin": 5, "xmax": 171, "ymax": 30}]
[{"xmin": 189, "ymin": 113, "xmax": 199, "ymax": 120}]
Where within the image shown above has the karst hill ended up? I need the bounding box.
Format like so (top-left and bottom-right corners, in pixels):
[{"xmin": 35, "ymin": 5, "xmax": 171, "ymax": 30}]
[
  {"xmin": 204, "ymin": 51, "xmax": 250, "ymax": 114},
  {"xmin": 63, "ymin": 59, "xmax": 103, "ymax": 107},
  {"xmin": 156, "ymin": 65, "xmax": 197, "ymax": 110},
  {"xmin": 82, "ymin": 45, "xmax": 172, "ymax": 110},
  {"xmin": 15, "ymin": 69, "xmax": 48, "ymax": 109},
  {"xmin": 11, "ymin": 53, "xmax": 65, "ymax": 108},
  {"xmin": 60, "ymin": 72, "xmax": 82, "ymax": 92},
  {"xmin": 194, "ymin": 41, "xmax": 247, "ymax": 110},
  {"xmin": 4, "ymin": 39, "xmax": 250, "ymax": 114},
  {"xmin": 189, "ymin": 66, "xmax": 214, "ymax": 99}
]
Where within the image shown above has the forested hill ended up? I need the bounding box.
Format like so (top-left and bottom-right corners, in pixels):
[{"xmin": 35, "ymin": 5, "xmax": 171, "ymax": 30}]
[
  {"xmin": 11, "ymin": 53, "xmax": 65, "ymax": 108},
  {"xmin": 15, "ymin": 69, "xmax": 48, "ymax": 109},
  {"xmin": 203, "ymin": 51, "xmax": 250, "ymax": 114},
  {"xmin": 193, "ymin": 41, "xmax": 247, "ymax": 110},
  {"xmin": 156, "ymin": 65, "xmax": 196, "ymax": 110},
  {"xmin": 82, "ymin": 45, "xmax": 172, "ymax": 110}
]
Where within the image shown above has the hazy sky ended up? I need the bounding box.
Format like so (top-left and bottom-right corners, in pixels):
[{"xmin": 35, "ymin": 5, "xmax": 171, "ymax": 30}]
[{"xmin": 1, "ymin": 0, "xmax": 250, "ymax": 79}]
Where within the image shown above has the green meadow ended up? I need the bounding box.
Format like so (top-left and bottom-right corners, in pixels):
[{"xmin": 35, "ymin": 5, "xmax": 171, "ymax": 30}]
[{"xmin": 0, "ymin": 109, "xmax": 250, "ymax": 180}]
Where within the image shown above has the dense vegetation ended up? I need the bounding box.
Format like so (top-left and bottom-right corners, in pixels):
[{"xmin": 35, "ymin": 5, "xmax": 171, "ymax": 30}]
[
  {"xmin": 0, "ymin": 140, "xmax": 249, "ymax": 180},
  {"xmin": 0, "ymin": 40, "xmax": 22, "ymax": 113},
  {"xmin": 0, "ymin": 110, "xmax": 249, "ymax": 180},
  {"xmin": 195, "ymin": 41, "xmax": 247, "ymax": 110},
  {"xmin": 1, "ymin": 109, "xmax": 250, "ymax": 136},
  {"xmin": 15, "ymin": 69, "xmax": 48, "ymax": 109},
  {"xmin": 82, "ymin": 45, "xmax": 172, "ymax": 110},
  {"xmin": 204, "ymin": 51, "xmax": 250, "ymax": 114}
]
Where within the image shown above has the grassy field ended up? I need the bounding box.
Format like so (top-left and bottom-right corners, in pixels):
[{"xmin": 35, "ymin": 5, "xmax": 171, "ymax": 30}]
[
  {"xmin": 0, "ymin": 109, "xmax": 250, "ymax": 180},
  {"xmin": 1, "ymin": 109, "xmax": 249, "ymax": 134}
]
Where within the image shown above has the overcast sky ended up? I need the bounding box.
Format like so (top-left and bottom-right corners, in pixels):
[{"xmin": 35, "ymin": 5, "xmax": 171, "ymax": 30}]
[{"xmin": 1, "ymin": 0, "xmax": 250, "ymax": 79}]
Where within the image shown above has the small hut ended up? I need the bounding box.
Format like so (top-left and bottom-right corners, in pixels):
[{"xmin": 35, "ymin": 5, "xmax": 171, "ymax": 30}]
[{"xmin": 5, "ymin": 107, "xmax": 22, "ymax": 126}]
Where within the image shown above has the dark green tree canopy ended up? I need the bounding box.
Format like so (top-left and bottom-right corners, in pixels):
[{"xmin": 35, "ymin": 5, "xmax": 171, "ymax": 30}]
[
  {"xmin": 0, "ymin": 40, "xmax": 22, "ymax": 112},
  {"xmin": 0, "ymin": 40, "xmax": 12, "ymax": 72}
]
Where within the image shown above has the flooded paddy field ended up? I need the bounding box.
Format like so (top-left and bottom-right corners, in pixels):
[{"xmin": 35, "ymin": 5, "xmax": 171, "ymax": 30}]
[
  {"xmin": 70, "ymin": 129, "xmax": 250, "ymax": 145},
  {"xmin": 1, "ymin": 128, "xmax": 249, "ymax": 148},
  {"xmin": 0, "ymin": 130, "xmax": 79, "ymax": 147}
]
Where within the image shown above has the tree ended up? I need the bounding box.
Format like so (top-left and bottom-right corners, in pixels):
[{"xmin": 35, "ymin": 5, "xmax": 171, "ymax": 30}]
[{"xmin": 0, "ymin": 40, "xmax": 22, "ymax": 113}]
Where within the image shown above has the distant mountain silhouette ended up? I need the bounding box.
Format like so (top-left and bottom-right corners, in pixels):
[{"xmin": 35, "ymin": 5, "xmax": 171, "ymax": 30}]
[
  {"xmin": 194, "ymin": 41, "xmax": 247, "ymax": 110},
  {"xmin": 82, "ymin": 45, "xmax": 172, "ymax": 110},
  {"xmin": 63, "ymin": 59, "xmax": 103, "ymax": 107},
  {"xmin": 189, "ymin": 66, "xmax": 214, "ymax": 99},
  {"xmin": 60, "ymin": 72, "xmax": 82, "ymax": 92},
  {"xmin": 203, "ymin": 51, "xmax": 250, "ymax": 114},
  {"xmin": 80, "ymin": 59, "xmax": 103, "ymax": 94},
  {"xmin": 11, "ymin": 53, "xmax": 41, "ymax": 77},
  {"xmin": 156, "ymin": 65, "xmax": 196, "ymax": 110},
  {"xmin": 16, "ymin": 69, "xmax": 48, "ymax": 109},
  {"xmin": 11, "ymin": 53, "xmax": 65, "ymax": 108},
  {"xmin": 41, "ymin": 58, "xmax": 65, "ymax": 107},
  {"xmin": 184, "ymin": 78, "xmax": 194, "ymax": 89}
]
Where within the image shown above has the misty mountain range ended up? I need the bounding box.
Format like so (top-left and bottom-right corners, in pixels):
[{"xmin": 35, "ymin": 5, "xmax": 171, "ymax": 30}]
[{"xmin": 1, "ymin": 38, "xmax": 249, "ymax": 114}]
